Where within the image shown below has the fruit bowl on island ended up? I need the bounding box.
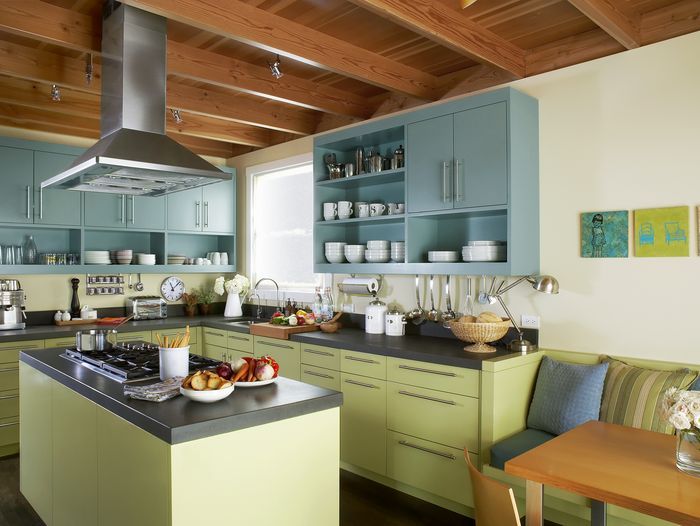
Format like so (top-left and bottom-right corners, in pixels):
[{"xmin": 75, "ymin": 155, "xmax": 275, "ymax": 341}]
[{"xmin": 448, "ymin": 312, "xmax": 511, "ymax": 353}]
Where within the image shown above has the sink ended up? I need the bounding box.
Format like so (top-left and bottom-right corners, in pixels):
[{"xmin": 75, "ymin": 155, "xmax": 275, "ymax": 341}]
[{"xmin": 227, "ymin": 318, "xmax": 266, "ymax": 326}]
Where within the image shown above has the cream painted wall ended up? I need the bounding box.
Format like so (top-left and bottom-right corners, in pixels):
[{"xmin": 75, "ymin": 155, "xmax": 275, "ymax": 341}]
[{"xmin": 230, "ymin": 31, "xmax": 700, "ymax": 364}]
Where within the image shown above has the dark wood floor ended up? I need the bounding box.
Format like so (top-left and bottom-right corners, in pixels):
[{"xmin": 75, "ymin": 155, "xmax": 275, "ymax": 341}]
[{"xmin": 0, "ymin": 454, "xmax": 472, "ymax": 526}]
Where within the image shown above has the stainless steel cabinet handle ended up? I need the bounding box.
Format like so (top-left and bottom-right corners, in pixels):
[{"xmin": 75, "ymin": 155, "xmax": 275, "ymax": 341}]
[
  {"xmin": 399, "ymin": 389, "xmax": 456, "ymax": 406},
  {"xmin": 304, "ymin": 370, "xmax": 335, "ymax": 380},
  {"xmin": 345, "ymin": 355, "xmax": 379, "ymax": 364},
  {"xmin": 204, "ymin": 331, "xmax": 223, "ymax": 337},
  {"xmin": 398, "ymin": 440, "xmax": 456, "ymax": 460},
  {"xmin": 344, "ymin": 378, "xmax": 378, "ymax": 389},
  {"xmin": 441, "ymin": 161, "xmax": 451, "ymax": 202},
  {"xmin": 304, "ymin": 349, "xmax": 334, "ymax": 357},
  {"xmin": 0, "ymin": 421, "xmax": 19, "ymax": 429},
  {"xmin": 258, "ymin": 340, "xmax": 294, "ymax": 350},
  {"xmin": 39, "ymin": 187, "xmax": 44, "ymax": 220},
  {"xmin": 0, "ymin": 367, "xmax": 19, "ymax": 373},
  {"xmin": 454, "ymin": 159, "xmax": 463, "ymax": 202},
  {"xmin": 26, "ymin": 186, "xmax": 31, "ymax": 219},
  {"xmin": 228, "ymin": 335, "xmax": 250, "ymax": 342},
  {"xmin": 398, "ymin": 364, "xmax": 456, "ymax": 377},
  {"xmin": 195, "ymin": 201, "xmax": 201, "ymax": 227},
  {"xmin": 118, "ymin": 195, "xmax": 125, "ymax": 223},
  {"xmin": 204, "ymin": 201, "xmax": 209, "ymax": 228},
  {"xmin": 0, "ymin": 393, "xmax": 19, "ymax": 400},
  {"xmin": 131, "ymin": 196, "xmax": 135, "ymax": 224}
]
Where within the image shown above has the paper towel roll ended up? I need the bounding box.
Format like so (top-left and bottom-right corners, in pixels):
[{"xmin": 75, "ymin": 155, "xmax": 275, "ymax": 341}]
[{"xmin": 338, "ymin": 278, "xmax": 380, "ymax": 295}]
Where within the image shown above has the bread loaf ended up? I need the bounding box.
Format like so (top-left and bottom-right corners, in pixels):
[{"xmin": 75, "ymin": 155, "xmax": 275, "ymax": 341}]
[
  {"xmin": 476, "ymin": 311, "xmax": 503, "ymax": 323},
  {"xmin": 458, "ymin": 315, "xmax": 477, "ymax": 323}
]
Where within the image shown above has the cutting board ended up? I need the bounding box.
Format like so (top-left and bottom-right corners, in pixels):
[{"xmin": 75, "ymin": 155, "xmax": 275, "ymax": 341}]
[
  {"xmin": 249, "ymin": 322, "xmax": 318, "ymax": 340},
  {"xmin": 54, "ymin": 318, "xmax": 100, "ymax": 326}
]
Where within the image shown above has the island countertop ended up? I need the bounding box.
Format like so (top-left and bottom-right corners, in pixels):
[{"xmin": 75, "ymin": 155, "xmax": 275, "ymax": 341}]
[{"xmin": 20, "ymin": 347, "xmax": 343, "ymax": 445}]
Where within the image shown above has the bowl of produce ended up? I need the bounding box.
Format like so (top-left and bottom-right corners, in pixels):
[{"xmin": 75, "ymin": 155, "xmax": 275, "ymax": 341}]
[
  {"xmin": 213, "ymin": 355, "xmax": 280, "ymax": 387},
  {"xmin": 448, "ymin": 311, "xmax": 511, "ymax": 354},
  {"xmin": 180, "ymin": 370, "xmax": 234, "ymax": 403}
]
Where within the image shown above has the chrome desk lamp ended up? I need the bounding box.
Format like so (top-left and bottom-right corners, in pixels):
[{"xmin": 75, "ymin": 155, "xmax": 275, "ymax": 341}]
[{"xmin": 487, "ymin": 275, "xmax": 559, "ymax": 353}]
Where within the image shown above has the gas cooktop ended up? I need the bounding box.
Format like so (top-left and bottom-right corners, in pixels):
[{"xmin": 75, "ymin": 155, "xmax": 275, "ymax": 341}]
[{"xmin": 61, "ymin": 341, "xmax": 219, "ymax": 383}]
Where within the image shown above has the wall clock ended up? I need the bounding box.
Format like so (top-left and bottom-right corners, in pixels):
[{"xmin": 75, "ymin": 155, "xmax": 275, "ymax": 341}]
[{"xmin": 160, "ymin": 276, "xmax": 185, "ymax": 302}]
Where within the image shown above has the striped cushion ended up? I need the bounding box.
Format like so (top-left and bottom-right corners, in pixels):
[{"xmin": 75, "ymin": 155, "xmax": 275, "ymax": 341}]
[{"xmin": 599, "ymin": 357, "xmax": 698, "ymax": 434}]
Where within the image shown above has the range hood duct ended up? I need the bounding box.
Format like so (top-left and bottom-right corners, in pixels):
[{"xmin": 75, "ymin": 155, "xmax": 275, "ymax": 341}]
[{"xmin": 41, "ymin": 1, "xmax": 229, "ymax": 197}]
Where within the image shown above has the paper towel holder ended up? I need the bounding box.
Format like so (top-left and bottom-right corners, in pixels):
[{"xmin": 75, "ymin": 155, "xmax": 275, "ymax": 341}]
[{"xmin": 337, "ymin": 275, "xmax": 383, "ymax": 296}]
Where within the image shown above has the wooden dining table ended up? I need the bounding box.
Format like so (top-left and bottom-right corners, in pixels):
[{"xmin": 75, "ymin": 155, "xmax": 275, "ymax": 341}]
[{"xmin": 505, "ymin": 421, "xmax": 700, "ymax": 526}]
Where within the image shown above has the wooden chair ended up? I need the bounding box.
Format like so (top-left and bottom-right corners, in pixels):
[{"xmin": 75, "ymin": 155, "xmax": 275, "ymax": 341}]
[{"xmin": 464, "ymin": 449, "xmax": 522, "ymax": 526}]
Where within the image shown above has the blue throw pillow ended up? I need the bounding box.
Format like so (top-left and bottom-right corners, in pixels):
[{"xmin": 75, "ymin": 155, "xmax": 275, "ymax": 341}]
[{"xmin": 527, "ymin": 356, "xmax": 609, "ymax": 436}]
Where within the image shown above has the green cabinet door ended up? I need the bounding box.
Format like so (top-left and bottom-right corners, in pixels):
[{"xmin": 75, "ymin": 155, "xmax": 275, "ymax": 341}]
[
  {"xmin": 406, "ymin": 114, "xmax": 454, "ymax": 214},
  {"xmin": 254, "ymin": 337, "xmax": 300, "ymax": 381},
  {"xmin": 453, "ymin": 102, "xmax": 508, "ymax": 209},
  {"xmin": 34, "ymin": 151, "xmax": 81, "ymax": 226},
  {"xmin": 166, "ymin": 187, "xmax": 201, "ymax": 232},
  {"xmin": 202, "ymin": 179, "xmax": 234, "ymax": 233},
  {"xmin": 84, "ymin": 193, "xmax": 126, "ymax": 228},
  {"xmin": 127, "ymin": 195, "xmax": 165, "ymax": 230},
  {"xmin": 0, "ymin": 146, "xmax": 34, "ymax": 224},
  {"xmin": 340, "ymin": 373, "xmax": 386, "ymax": 475}
]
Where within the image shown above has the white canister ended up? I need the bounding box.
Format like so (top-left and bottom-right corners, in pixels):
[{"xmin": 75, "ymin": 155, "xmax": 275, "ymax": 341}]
[
  {"xmin": 365, "ymin": 298, "xmax": 388, "ymax": 334},
  {"xmin": 220, "ymin": 252, "xmax": 229, "ymax": 265},
  {"xmin": 212, "ymin": 252, "xmax": 221, "ymax": 265},
  {"xmin": 159, "ymin": 346, "xmax": 190, "ymax": 381},
  {"xmin": 385, "ymin": 310, "xmax": 406, "ymax": 336}
]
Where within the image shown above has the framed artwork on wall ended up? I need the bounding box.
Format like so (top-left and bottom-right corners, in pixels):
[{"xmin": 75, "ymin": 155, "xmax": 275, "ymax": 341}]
[
  {"xmin": 633, "ymin": 206, "xmax": 689, "ymax": 257},
  {"xmin": 580, "ymin": 210, "xmax": 629, "ymax": 258}
]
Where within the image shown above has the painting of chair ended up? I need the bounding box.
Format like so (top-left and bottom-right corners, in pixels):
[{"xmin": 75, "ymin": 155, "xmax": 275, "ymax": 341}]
[
  {"xmin": 665, "ymin": 222, "xmax": 686, "ymax": 244},
  {"xmin": 639, "ymin": 223, "xmax": 654, "ymax": 245}
]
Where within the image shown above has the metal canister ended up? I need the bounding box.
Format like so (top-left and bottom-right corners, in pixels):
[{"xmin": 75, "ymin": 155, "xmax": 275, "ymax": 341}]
[
  {"xmin": 355, "ymin": 147, "xmax": 365, "ymax": 174},
  {"xmin": 393, "ymin": 144, "xmax": 405, "ymax": 169}
]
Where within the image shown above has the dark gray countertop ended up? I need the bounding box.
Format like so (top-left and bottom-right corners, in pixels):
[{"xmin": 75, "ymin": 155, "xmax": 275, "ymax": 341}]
[{"xmin": 20, "ymin": 348, "xmax": 343, "ymax": 445}]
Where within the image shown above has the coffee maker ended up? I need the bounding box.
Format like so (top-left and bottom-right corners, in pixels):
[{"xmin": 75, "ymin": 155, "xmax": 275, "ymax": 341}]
[{"xmin": 0, "ymin": 280, "xmax": 26, "ymax": 330}]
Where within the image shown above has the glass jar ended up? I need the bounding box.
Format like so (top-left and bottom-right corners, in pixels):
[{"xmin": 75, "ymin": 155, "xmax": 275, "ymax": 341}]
[{"xmin": 676, "ymin": 429, "xmax": 700, "ymax": 476}]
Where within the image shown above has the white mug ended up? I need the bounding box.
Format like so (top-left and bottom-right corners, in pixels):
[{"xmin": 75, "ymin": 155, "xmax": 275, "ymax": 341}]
[
  {"xmin": 212, "ymin": 252, "xmax": 221, "ymax": 265},
  {"xmin": 395, "ymin": 203, "xmax": 405, "ymax": 214},
  {"xmin": 338, "ymin": 201, "xmax": 353, "ymax": 219},
  {"xmin": 387, "ymin": 203, "xmax": 398, "ymax": 215},
  {"xmin": 323, "ymin": 202, "xmax": 338, "ymax": 221},
  {"xmin": 370, "ymin": 203, "xmax": 386, "ymax": 216},
  {"xmin": 357, "ymin": 203, "xmax": 370, "ymax": 218}
]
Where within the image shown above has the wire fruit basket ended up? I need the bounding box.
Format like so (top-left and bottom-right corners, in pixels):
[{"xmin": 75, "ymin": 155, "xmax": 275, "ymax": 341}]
[{"xmin": 448, "ymin": 318, "xmax": 510, "ymax": 353}]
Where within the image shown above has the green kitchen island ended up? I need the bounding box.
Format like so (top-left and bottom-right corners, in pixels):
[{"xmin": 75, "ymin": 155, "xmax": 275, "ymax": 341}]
[{"xmin": 19, "ymin": 348, "xmax": 342, "ymax": 526}]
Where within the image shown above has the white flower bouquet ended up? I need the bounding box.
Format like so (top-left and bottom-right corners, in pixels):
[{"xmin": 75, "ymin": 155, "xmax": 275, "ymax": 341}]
[
  {"xmin": 661, "ymin": 387, "xmax": 700, "ymax": 432},
  {"xmin": 214, "ymin": 274, "xmax": 250, "ymax": 297}
]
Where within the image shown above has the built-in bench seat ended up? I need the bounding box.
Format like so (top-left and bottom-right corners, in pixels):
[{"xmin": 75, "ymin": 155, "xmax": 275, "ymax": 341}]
[{"xmin": 489, "ymin": 428, "xmax": 556, "ymax": 471}]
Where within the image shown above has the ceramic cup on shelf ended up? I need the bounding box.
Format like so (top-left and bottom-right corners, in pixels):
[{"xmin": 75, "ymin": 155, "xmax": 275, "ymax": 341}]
[
  {"xmin": 355, "ymin": 202, "xmax": 369, "ymax": 218},
  {"xmin": 369, "ymin": 203, "xmax": 386, "ymax": 217},
  {"xmin": 387, "ymin": 203, "xmax": 398, "ymax": 215},
  {"xmin": 323, "ymin": 202, "xmax": 338, "ymax": 221},
  {"xmin": 395, "ymin": 203, "xmax": 405, "ymax": 214},
  {"xmin": 220, "ymin": 252, "xmax": 229, "ymax": 265},
  {"xmin": 338, "ymin": 201, "xmax": 353, "ymax": 219},
  {"xmin": 212, "ymin": 252, "xmax": 221, "ymax": 265}
]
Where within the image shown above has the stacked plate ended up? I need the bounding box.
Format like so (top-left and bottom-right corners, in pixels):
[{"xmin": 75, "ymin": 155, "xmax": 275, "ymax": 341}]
[
  {"xmin": 325, "ymin": 242, "xmax": 347, "ymax": 264},
  {"xmin": 428, "ymin": 250, "xmax": 459, "ymax": 263},
  {"xmin": 136, "ymin": 253, "xmax": 157, "ymax": 265},
  {"xmin": 167, "ymin": 255, "xmax": 186, "ymax": 265},
  {"xmin": 391, "ymin": 241, "xmax": 405, "ymax": 263},
  {"xmin": 85, "ymin": 251, "xmax": 111, "ymax": 265},
  {"xmin": 115, "ymin": 249, "xmax": 133, "ymax": 265},
  {"xmin": 462, "ymin": 241, "xmax": 507, "ymax": 262},
  {"xmin": 344, "ymin": 244, "xmax": 366, "ymax": 264}
]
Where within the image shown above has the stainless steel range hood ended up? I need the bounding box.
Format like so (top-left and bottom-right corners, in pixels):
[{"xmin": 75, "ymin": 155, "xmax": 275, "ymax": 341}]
[{"xmin": 41, "ymin": 2, "xmax": 229, "ymax": 197}]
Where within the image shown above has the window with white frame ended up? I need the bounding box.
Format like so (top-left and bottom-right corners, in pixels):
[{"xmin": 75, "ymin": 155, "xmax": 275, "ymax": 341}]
[{"xmin": 247, "ymin": 154, "xmax": 319, "ymax": 302}]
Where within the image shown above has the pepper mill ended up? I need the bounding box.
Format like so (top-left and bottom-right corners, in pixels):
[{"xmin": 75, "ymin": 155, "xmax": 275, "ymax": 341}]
[{"xmin": 70, "ymin": 278, "xmax": 81, "ymax": 319}]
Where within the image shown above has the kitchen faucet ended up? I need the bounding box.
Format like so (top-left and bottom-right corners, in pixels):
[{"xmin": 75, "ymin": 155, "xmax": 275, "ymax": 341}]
[
  {"xmin": 248, "ymin": 291, "xmax": 262, "ymax": 319},
  {"xmin": 253, "ymin": 277, "xmax": 281, "ymax": 317}
]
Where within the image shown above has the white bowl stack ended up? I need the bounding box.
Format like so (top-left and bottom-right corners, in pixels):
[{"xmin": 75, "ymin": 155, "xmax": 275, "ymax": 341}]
[
  {"xmin": 462, "ymin": 241, "xmax": 507, "ymax": 262},
  {"xmin": 344, "ymin": 244, "xmax": 366, "ymax": 264},
  {"xmin": 428, "ymin": 250, "xmax": 460, "ymax": 263},
  {"xmin": 391, "ymin": 241, "xmax": 405, "ymax": 263},
  {"xmin": 136, "ymin": 253, "xmax": 157, "ymax": 265},
  {"xmin": 366, "ymin": 240, "xmax": 390, "ymax": 263},
  {"xmin": 85, "ymin": 250, "xmax": 111, "ymax": 265},
  {"xmin": 325, "ymin": 242, "xmax": 347, "ymax": 264},
  {"xmin": 115, "ymin": 249, "xmax": 133, "ymax": 265}
]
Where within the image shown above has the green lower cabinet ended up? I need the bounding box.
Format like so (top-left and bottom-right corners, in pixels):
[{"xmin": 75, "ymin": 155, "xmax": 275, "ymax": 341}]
[
  {"xmin": 301, "ymin": 365, "xmax": 341, "ymax": 391},
  {"xmin": 340, "ymin": 372, "xmax": 386, "ymax": 475},
  {"xmin": 227, "ymin": 332, "xmax": 253, "ymax": 354},
  {"xmin": 52, "ymin": 382, "xmax": 97, "ymax": 526},
  {"xmin": 44, "ymin": 336, "xmax": 79, "ymax": 349},
  {"xmin": 227, "ymin": 349, "xmax": 253, "ymax": 363},
  {"xmin": 301, "ymin": 344, "xmax": 340, "ymax": 371},
  {"xmin": 0, "ymin": 364, "xmax": 19, "ymax": 392},
  {"xmin": 387, "ymin": 430, "xmax": 474, "ymax": 507},
  {"xmin": 117, "ymin": 331, "xmax": 152, "ymax": 343},
  {"xmin": 203, "ymin": 343, "xmax": 227, "ymax": 361},
  {"xmin": 254, "ymin": 336, "xmax": 300, "ymax": 381},
  {"xmin": 0, "ymin": 415, "xmax": 19, "ymax": 448}
]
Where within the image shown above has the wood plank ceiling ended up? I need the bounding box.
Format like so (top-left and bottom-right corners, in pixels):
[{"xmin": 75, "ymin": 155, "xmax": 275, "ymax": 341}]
[{"xmin": 0, "ymin": 0, "xmax": 698, "ymax": 158}]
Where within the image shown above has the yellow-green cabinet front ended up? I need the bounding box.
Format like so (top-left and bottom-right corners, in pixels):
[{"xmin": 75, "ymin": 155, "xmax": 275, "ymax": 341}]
[{"xmin": 254, "ymin": 336, "xmax": 300, "ymax": 381}]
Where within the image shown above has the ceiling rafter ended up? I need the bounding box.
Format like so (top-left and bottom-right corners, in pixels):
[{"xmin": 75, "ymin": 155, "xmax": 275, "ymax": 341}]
[
  {"xmin": 346, "ymin": 0, "xmax": 526, "ymax": 78},
  {"xmin": 568, "ymin": 0, "xmax": 640, "ymax": 49},
  {"xmin": 118, "ymin": 0, "xmax": 437, "ymax": 99}
]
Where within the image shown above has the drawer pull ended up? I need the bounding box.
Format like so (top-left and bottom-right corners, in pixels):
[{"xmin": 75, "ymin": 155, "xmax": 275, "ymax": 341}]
[
  {"xmin": 258, "ymin": 341, "xmax": 293, "ymax": 350},
  {"xmin": 0, "ymin": 394, "xmax": 19, "ymax": 400},
  {"xmin": 204, "ymin": 331, "xmax": 224, "ymax": 337},
  {"xmin": 304, "ymin": 349, "xmax": 334, "ymax": 357},
  {"xmin": 398, "ymin": 390, "xmax": 456, "ymax": 406},
  {"xmin": 0, "ymin": 367, "xmax": 18, "ymax": 373},
  {"xmin": 0, "ymin": 421, "xmax": 18, "ymax": 429},
  {"xmin": 345, "ymin": 355, "xmax": 379, "ymax": 364},
  {"xmin": 344, "ymin": 379, "xmax": 378, "ymax": 389},
  {"xmin": 228, "ymin": 335, "xmax": 250, "ymax": 342},
  {"xmin": 303, "ymin": 370, "xmax": 335, "ymax": 380},
  {"xmin": 398, "ymin": 364, "xmax": 457, "ymax": 377},
  {"xmin": 398, "ymin": 440, "xmax": 456, "ymax": 460}
]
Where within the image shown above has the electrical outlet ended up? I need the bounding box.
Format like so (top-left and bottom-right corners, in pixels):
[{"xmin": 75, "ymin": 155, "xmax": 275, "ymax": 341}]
[{"xmin": 521, "ymin": 314, "xmax": 540, "ymax": 329}]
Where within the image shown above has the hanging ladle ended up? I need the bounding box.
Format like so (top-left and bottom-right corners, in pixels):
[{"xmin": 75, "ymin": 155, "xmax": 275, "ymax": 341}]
[
  {"xmin": 427, "ymin": 275, "xmax": 441, "ymax": 323},
  {"xmin": 442, "ymin": 275, "xmax": 456, "ymax": 327},
  {"xmin": 407, "ymin": 275, "xmax": 425, "ymax": 325}
]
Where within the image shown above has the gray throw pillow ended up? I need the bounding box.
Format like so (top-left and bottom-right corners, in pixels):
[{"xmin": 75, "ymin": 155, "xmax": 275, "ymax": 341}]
[{"xmin": 527, "ymin": 356, "xmax": 609, "ymax": 436}]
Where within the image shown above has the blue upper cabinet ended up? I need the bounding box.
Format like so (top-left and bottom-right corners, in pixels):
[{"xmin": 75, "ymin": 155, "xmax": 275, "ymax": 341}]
[
  {"xmin": 34, "ymin": 151, "xmax": 82, "ymax": 226},
  {"xmin": 84, "ymin": 194, "xmax": 129, "ymax": 229},
  {"xmin": 166, "ymin": 187, "xmax": 204, "ymax": 232},
  {"xmin": 166, "ymin": 169, "xmax": 235, "ymax": 234},
  {"xmin": 127, "ymin": 196, "xmax": 165, "ymax": 230},
  {"xmin": 202, "ymin": 179, "xmax": 234, "ymax": 233},
  {"xmin": 0, "ymin": 146, "xmax": 34, "ymax": 224}
]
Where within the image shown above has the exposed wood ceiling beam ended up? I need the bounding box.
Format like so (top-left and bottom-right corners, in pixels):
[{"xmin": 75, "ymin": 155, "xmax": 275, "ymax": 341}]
[
  {"xmin": 568, "ymin": 0, "xmax": 640, "ymax": 49},
  {"xmin": 0, "ymin": 1, "xmax": 372, "ymax": 119},
  {"xmin": 171, "ymin": 113, "xmax": 272, "ymax": 147},
  {"xmin": 346, "ymin": 0, "xmax": 526, "ymax": 78},
  {"xmin": 437, "ymin": 65, "xmax": 518, "ymax": 100},
  {"xmin": 640, "ymin": 0, "xmax": 700, "ymax": 44},
  {"xmin": 119, "ymin": 0, "xmax": 437, "ymax": 99}
]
